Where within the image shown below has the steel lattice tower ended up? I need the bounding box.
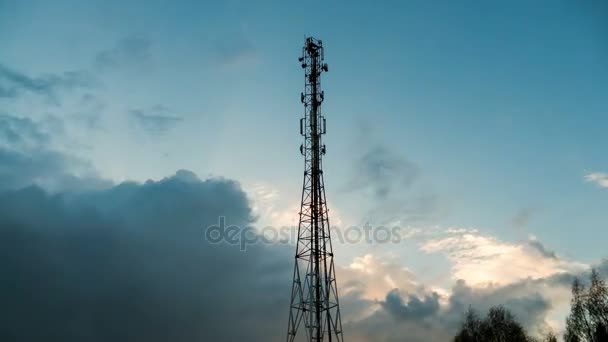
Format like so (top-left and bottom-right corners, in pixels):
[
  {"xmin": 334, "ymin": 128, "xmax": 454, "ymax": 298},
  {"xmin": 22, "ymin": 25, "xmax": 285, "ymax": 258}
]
[{"xmin": 287, "ymin": 37, "xmax": 344, "ymax": 342}]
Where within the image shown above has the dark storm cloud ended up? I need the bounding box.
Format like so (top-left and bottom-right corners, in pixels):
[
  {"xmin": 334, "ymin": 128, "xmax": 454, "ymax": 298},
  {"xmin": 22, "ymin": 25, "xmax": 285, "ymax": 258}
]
[
  {"xmin": 129, "ymin": 105, "xmax": 183, "ymax": 134},
  {"xmin": 95, "ymin": 36, "xmax": 152, "ymax": 70},
  {"xmin": 0, "ymin": 105, "xmax": 290, "ymax": 341},
  {"xmin": 0, "ymin": 113, "xmax": 293, "ymax": 340},
  {"xmin": 0, "ymin": 170, "xmax": 292, "ymax": 342},
  {"xmin": 0, "ymin": 64, "xmax": 96, "ymax": 101}
]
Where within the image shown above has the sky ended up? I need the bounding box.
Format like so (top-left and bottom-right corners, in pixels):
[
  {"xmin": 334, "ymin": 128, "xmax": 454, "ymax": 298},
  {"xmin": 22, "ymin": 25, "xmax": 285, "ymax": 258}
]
[{"xmin": 0, "ymin": 0, "xmax": 607, "ymax": 341}]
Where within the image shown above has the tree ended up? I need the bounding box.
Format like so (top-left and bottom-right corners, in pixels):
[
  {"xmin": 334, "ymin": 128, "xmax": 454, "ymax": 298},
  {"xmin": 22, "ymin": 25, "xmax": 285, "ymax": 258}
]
[
  {"xmin": 454, "ymin": 307, "xmax": 482, "ymax": 342},
  {"xmin": 454, "ymin": 306, "xmax": 532, "ymax": 342},
  {"xmin": 588, "ymin": 270, "xmax": 608, "ymax": 332},
  {"xmin": 543, "ymin": 331, "xmax": 558, "ymax": 342},
  {"xmin": 565, "ymin": 269, "xmax": 608, "ymax": 342},
  {"xmin": 454, "ymin": 269, "xmax": 608, "ymax": 342}
]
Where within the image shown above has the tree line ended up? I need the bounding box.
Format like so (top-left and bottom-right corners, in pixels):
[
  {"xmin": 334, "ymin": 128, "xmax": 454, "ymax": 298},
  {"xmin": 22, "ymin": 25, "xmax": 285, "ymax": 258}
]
[{"xmin": 453, "ymin": 269, "xmax": 608, "ymax": 342}]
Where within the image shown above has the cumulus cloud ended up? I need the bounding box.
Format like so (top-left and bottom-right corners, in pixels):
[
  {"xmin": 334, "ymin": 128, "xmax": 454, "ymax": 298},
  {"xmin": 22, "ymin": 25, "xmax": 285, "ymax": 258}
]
[
  {"xmin": 585, "ymin": 172, "xmax": 608, "ymax": 188},
  {"xmin": 0, "ymin": 169, "xmax": 295, "ymax": 341},
  {"xmin": 335, "ymin": 253, "xmax": 557, "ymax": 341}
]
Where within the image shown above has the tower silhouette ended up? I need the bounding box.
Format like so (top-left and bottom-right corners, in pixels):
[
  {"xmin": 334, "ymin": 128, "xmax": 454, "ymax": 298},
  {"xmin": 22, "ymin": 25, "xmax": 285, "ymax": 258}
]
[{"xmin": 286, "ymin": 37, "xmax": 344, "ymax": 342}]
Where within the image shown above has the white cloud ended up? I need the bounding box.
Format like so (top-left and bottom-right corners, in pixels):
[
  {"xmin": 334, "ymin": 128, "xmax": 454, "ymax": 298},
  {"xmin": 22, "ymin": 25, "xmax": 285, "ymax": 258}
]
[
  {"xmin": 420, "ymin": 231, "xmax": 587, "ymax": 286},
  {"xmin": 336, "ymin": 253, "xmax": 451, "ymax": 331},
  {"xmin": 339, "ymin": 254, "xmax": 423, "ymax": 301},
  {"xmin": 585, "ymin": 172, "xmax": 608, "ymax": 188},
  {"xmin": 244, "ymin": 182, "xmax": 347, "ymax": 229},
  {"xmin": 244, "ymin": 182, "xmax": 299, "ymax": 227}
]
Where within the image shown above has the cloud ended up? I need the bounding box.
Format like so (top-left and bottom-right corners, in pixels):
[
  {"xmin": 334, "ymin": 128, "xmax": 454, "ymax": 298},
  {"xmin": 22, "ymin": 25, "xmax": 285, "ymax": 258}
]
[
  {"xmin": 244, "ymin": 182, "xmax": 299, "ymax": 227},
  {"xmin": 95, "ymin": 36, "xmax": 152, "ymax": 71},
  {"xmin": 72, "ymin": 93, "xmax": 106, "ymax": 129},
  {"xmin": 0, "ymin": 124, "xmax": 294, "ymax": 340},
  {"xmin": 0, "ymin": 145, "xmax": 601, "ymax": 341},
  {"xmin": 348, "ymin": 145, "xmax": 419, "ymax": 200},
  {"xmin": 445, "ymin": 279, "xmax": 553, "ymax": 334},
  {"xmin": 382, "ymin": 289, "xmax": 441, "ymax": 320},
  {"xmin": 129, "ymin": 105, "xmax": 183, "ymax": 135},
  {"xmin": 0, "ymin": 63, "xmax": 96, "ymax": 102},
  {"xmin": 337, "ymin": 255, "xmax": 557, "ymax": 341},
  {"xmin": 585, "ymin": 172, "xmax": 608, "ymax": 188},
  {"xmin": 526, "ymin": 238, "xmax": 558, "ymax": 259},
  {"xmin": 0, "ymin": 114, "xmax": 108, "ymax": 192},
  {"xmin": 336, "ymin": 228, "xmax": 608, "ymax": 339},
  {"xmin": 0, "ymin": 111, "xmax": 601, "ymax": 341},
  {"xmin": 0, "ymin": 148, "xmax": 111, "ymax": 193},
  {"xmin": 342, "ymin": 128, "xmax": 441, "ymax": 226},
  {"xmin": 0, "ymin": 127, "xmax": 572, "ymax": 341},
  {"xmin": 510, "ymin": 207, "xmax": 537, "ymax": 229},
  {"xmin": 0, "ymin": 169, "xmax": 295, "ymax": 341},
  {"xmin": 421, "ymin": 230, "xmax": 587, "ymax": 286},
  {"xmin": 336, "ymin": 254, "xmax": 451, "ymax": 341},
  {"xmin": 0, "ymin": 113, "xmax": 50, "ymax": 148},
  {"xmin": 339, "ymin": 254, "xmax": 421, "ymax": 303}
]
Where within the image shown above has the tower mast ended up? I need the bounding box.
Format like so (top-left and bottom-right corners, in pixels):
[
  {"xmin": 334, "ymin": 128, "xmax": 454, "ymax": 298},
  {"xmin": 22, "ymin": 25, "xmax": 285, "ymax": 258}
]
[{"xmin": 287, "ymin": 37, "xmax": 344, "ymax": 342}]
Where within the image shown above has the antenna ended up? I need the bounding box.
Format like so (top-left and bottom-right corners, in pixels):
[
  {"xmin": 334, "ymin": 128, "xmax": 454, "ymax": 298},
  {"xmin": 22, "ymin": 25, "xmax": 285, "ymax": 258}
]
[{"xmin": 286, "ymin": 37, "xmax": 344, "ymax": 342}]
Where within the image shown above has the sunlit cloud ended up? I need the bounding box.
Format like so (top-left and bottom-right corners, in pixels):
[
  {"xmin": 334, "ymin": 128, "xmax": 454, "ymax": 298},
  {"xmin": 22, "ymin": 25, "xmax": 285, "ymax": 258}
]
[
  {"xmin": 420, "ymin": 230, "xmax": 588, "ymax": 286},
  {"xmin": 244, "ymin": 182, "xmax": 299, "ymax": 227}
]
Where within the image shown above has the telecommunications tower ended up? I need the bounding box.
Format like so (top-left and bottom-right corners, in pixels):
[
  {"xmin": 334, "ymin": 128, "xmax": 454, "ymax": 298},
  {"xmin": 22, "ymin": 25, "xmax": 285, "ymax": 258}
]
[{"xmin": 286, "ymin": 37, "xmax": 344, "ymax": 342}]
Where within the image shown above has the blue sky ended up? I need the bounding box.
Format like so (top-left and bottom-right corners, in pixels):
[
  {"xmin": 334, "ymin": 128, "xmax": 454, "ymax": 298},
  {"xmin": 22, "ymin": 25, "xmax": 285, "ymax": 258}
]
[{"xmin": 1, "ymin": 0, "xmax": 607, "ymax": 338}]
